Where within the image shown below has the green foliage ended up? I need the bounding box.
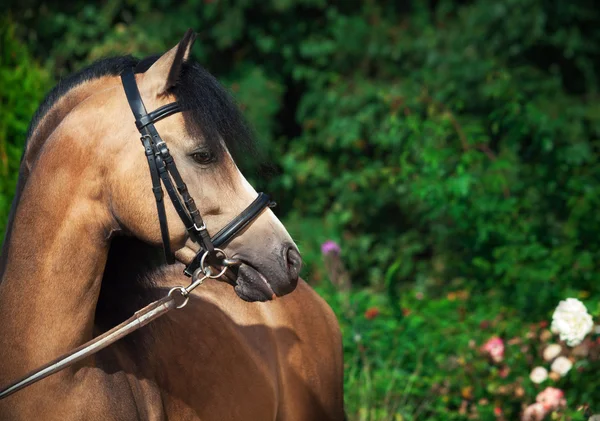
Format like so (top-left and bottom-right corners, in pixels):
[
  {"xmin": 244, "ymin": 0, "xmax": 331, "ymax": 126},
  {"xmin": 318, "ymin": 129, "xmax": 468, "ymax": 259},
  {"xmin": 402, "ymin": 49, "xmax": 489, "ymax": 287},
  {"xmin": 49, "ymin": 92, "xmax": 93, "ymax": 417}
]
[
  {"xmin": 278, "ymin": 0, "xmax": 600, "ymax": 317},
  {"xmin": 0, "ymin": 20, "xmax": 50, "ymax": 238},
  {"xmin": 5, "ymin": 0, "xmax": 600, "ymax": 418},
  {"xmin": 318, "ymin": 284, "xmax": 600, "ymax": 420}
]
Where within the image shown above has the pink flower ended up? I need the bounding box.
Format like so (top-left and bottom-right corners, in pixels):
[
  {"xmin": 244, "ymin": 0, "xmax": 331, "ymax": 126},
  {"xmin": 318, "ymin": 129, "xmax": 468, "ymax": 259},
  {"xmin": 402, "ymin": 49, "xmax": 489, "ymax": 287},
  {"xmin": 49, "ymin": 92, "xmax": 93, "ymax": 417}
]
[
  {"xmin": 536, "ymin": 387, "xmax": 566, "ymax": 411},
  {"xmin": 521, "ymin": 403, "xmax": 548, "ymax": 421},
  {"xmin": 321, "ymin": 240, "xmax": 341, "ymax": 255},
  {"xmin": 494, "ymin": 407, "xmax": 503, "ymax": 417},
  {"xmin": 481, "ymin": 336, "xmax": 505, "ymax": 363}
]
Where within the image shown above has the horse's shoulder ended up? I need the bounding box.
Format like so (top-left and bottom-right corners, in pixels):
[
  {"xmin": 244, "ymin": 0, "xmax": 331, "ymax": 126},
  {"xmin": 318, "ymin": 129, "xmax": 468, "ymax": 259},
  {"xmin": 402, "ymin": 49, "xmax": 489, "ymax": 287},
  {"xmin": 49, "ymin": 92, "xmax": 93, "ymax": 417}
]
[{"xmin": 274, "ymin": 279, "xmax": 341, "ymax": 335}]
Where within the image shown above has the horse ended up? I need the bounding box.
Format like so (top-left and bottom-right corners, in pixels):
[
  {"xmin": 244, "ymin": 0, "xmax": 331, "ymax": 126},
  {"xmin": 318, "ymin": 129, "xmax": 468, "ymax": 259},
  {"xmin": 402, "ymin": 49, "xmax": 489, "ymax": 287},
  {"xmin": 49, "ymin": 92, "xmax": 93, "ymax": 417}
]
[{"xmin": 0, "ymin": 30, "xmax": 344, "ymax": 420}]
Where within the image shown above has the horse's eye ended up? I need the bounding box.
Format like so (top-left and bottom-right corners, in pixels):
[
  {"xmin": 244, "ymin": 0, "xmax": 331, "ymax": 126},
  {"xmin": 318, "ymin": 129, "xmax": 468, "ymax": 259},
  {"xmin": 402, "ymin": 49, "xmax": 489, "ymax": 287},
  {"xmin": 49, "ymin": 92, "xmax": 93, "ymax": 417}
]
[{"xmin": 191, "ymin": 150, "xmax": 215, "ymax": 165}]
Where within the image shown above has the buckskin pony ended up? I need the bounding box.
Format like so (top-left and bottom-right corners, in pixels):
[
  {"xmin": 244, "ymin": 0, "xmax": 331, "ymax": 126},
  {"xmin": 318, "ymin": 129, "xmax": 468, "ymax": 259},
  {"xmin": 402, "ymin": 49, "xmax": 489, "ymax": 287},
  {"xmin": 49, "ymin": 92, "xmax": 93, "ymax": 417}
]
[{"xmin": 0, "ymin": 30, "xmax": 344, "ymax": 420}]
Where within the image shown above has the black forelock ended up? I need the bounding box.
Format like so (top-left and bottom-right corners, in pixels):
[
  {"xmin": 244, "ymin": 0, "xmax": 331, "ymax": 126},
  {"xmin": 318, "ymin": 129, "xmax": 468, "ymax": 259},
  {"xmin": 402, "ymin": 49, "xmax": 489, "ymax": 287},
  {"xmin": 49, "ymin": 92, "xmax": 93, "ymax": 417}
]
[{"xmin": 171, "ymin": 60, "xmax": 259, "ymax": 166}]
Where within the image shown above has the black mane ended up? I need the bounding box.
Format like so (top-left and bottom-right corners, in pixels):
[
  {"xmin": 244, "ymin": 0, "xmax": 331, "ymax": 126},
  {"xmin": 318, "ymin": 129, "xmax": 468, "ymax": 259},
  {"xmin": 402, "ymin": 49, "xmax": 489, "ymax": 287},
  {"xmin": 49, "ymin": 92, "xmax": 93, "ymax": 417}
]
[
  {"xmin": 27, "ymin": 56, "xmax": 141, "ymax": 141},
  {"xmin": 1, "ymin": 54, "xmax": 260, "ymax": 345},
  {"xmin": 26, "ymin": 55, "xmax": 258, "ymax": 160},
  {"xmin": 172, "ymin": 60, "xmax": 258, "ymax": 163}
]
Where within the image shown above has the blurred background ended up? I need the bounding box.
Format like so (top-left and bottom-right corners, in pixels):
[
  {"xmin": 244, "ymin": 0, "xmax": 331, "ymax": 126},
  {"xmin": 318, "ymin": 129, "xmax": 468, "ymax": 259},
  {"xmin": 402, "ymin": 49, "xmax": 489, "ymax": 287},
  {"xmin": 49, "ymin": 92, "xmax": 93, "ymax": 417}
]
[{"xmin": 1, "ymin": 1, "xmax": 599, "ymax": 419}]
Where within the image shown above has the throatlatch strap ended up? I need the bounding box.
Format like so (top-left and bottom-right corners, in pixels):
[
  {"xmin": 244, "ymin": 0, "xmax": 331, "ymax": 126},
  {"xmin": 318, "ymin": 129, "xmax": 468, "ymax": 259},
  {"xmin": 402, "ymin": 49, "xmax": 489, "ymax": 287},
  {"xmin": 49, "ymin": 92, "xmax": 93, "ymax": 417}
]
[
  {"xmin": 122, "ymin": 69, "xmax": 175, "ymax": 264},
  {"xmin": 142, "ymin": 136, "xmax": 174, "ymax": 264}
]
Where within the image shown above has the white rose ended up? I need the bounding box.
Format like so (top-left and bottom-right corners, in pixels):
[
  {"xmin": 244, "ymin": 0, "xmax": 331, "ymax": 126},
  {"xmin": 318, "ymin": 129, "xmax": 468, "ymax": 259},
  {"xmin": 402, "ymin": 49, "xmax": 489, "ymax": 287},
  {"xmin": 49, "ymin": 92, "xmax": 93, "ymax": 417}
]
[
  {"xmin": 529, "ymin": 366, "xmax": 548, "ymax": 384},
  {"xmin": 550, "ymin": 356, "xmax": 573, "ymax": 376},
  {"xmin": 542, "ymin": 344, "xmax": 562, "ymax": 362},
  {"xmin": 550, "ymin": 298, "xmax": 594, "ymax": 346}
]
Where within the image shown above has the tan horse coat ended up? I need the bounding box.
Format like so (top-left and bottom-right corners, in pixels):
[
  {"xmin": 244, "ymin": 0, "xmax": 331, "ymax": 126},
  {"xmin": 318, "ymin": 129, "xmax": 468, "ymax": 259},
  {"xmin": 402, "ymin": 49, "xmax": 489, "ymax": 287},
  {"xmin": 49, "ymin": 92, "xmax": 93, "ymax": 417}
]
[{"xmin": 0, "ymin": 31, "xmax": 344, "ymax": 420}]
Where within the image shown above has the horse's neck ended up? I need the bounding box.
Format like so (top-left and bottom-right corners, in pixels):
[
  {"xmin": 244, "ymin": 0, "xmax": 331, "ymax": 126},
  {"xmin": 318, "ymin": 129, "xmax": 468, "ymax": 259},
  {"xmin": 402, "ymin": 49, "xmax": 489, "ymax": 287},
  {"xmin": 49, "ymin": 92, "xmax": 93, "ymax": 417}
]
[{"xmin": 0, "ymin": 138, "xmax": 112, "ymax": 387}]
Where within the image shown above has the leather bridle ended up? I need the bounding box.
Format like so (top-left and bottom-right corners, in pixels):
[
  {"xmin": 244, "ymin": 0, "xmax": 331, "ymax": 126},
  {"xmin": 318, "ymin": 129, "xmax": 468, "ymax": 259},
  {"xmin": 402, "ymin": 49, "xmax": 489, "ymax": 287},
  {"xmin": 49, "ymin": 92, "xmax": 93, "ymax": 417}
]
[
  {"xmin": 0, "ymin": 68, "xmax": 275, "ymax": 399},
  {"xmin": 121, "ymin": 68, "xmax": 274, "ymax": 276}
]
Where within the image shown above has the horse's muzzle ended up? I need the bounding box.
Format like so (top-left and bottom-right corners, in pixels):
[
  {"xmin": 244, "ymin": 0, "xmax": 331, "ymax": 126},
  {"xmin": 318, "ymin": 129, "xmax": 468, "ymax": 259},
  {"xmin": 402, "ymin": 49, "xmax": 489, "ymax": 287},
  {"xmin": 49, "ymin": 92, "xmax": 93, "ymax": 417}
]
[{"xmin": 228, "ymin": 244, "xmax": 301, "ymax": 302}]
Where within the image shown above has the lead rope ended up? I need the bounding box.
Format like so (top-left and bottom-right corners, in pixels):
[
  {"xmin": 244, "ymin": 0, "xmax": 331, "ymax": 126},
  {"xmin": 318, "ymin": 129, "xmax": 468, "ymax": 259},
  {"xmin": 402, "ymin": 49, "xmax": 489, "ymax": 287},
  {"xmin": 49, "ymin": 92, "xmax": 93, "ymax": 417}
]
[{"xmin": 0, "ymin": 251, "xmax": 227, "ymax": 400}]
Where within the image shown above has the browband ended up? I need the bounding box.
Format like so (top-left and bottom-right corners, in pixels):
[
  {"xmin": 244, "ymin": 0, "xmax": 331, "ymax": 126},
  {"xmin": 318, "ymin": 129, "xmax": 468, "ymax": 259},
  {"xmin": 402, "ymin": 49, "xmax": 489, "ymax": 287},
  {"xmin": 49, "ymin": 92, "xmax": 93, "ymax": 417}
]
[{"xmin": 136, "ymin": 103, "xmax": 182, "ymax": 129}]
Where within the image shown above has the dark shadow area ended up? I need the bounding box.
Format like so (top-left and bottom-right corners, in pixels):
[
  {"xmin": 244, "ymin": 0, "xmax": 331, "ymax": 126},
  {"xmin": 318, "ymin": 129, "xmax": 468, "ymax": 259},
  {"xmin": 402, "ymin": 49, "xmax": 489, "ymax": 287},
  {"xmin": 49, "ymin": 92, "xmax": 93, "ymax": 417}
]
[
  {"xmin": 95, "ymin": 283, "xmax": 341, "ymax": 420},
  {"xmin": 96, "ymin": 236, "xmax": 343, "ymax": 420}
]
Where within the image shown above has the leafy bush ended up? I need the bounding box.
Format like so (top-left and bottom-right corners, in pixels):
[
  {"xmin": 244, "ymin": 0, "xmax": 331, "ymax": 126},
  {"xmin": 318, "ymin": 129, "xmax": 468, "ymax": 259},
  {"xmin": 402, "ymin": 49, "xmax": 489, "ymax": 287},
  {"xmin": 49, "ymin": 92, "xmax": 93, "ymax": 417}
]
[
  {"xmin": 274, "ymin": 0, "xmax": 600, "ymax": 318},
  {"xmin": 0, "ymin": 20, "xmax": 50, "ymax": 238},
  {"xmin": 317, "ymin": 278, "xmax": 600, "ymax": 420}
]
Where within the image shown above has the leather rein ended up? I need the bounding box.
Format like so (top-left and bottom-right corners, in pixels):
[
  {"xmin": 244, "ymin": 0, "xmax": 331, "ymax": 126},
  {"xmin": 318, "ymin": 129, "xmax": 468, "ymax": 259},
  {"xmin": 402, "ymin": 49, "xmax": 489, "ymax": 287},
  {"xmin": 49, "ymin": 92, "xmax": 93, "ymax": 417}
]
[{"xmin": 0, "ymin": 67, "xmax": 273, "ymax": 399}]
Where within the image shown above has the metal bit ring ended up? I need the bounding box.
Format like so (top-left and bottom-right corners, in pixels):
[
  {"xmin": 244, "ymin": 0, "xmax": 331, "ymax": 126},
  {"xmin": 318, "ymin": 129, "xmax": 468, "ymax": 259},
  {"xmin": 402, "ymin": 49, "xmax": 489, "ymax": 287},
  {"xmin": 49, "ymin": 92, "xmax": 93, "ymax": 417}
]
[
  {"xmin": 200, "ymin": 248, "xmax": 229, "ymax": 279},
  {"xmin": 222, "ymin": 258, "xmax": 242, "ymax": 267}
]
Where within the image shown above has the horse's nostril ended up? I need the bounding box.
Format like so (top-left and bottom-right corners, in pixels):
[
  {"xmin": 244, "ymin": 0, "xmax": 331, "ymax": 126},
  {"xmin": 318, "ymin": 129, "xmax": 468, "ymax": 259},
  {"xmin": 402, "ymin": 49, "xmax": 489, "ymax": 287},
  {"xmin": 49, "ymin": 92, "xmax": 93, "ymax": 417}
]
[{"xmin": 285, "ymin": 247, "xmax": 302, "ymax": 281}]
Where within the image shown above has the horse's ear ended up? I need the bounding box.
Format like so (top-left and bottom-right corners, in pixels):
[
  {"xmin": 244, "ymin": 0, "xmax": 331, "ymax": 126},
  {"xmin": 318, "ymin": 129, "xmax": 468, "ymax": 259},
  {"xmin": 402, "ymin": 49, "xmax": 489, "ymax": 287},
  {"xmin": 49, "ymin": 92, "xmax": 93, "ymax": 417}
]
[{"xmin": 143, "ymin": 29, "xmax": 196, "ymax": 96}]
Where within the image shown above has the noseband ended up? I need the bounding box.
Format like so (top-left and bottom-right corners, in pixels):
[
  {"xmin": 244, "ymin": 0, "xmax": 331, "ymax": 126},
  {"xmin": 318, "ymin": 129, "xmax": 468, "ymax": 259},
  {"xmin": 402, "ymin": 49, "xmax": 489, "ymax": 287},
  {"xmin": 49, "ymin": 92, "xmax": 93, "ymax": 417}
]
[{"xmin": 120, "ymin": 68, "xmax": 273, "ymax": 276}]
